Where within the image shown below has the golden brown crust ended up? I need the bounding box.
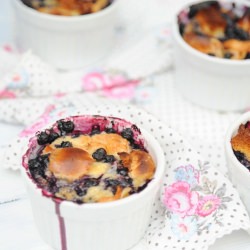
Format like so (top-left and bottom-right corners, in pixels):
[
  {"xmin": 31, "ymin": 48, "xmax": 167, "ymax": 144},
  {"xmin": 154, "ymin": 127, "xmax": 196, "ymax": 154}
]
[
  {"xmin": 223, "ymin": 39, "xmax": 250, "ymax": 59},
  {"xmin": 183, "ymin": 32, "xmax": 223, "ymax": 57},
  {"xmin": 231, "ymin": 124, "xmax": 250, "ymax": 161},
  {"xmin": 194, "ymin": 6, "xmax": 226, "ymax": 38},
  {"xmin": 49, "ymin": 147, "xmax": 94, "ymax": 182},
  {"xmin": 237, "ymin": 11, "xmax": 250, "ymax": 34},
  {"xmin": 91, "ymin": 133, "xmax": 131, "ymax": 156},
  {"xmin": 120, "ymin": 150, "xmax": 156, "ymax": 188}
]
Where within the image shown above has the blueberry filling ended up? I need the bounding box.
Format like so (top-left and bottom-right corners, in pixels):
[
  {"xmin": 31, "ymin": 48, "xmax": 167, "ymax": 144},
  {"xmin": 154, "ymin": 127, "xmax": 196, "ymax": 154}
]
[
  {"xmin": 92, "ymin": 148, "xmax": 107, "ymax": 161},
  {"xmin": 119, "ymin": 177, "xmax": 133, "ymax": 188},
  {"xmin": 26, "ymin": 116, "xmax": 155, "ymax": 204},
  {"xmin": 28, "ymin": 156, "xmax": 48, "ymax": 178},
  {"xmin": 90, "ymin": 124, "xmax": 101, "ymax": 135},
  {"xmin": 105, "ymin": 127, "xmax": 116, "ymax": 134},
  {"xmin": 117, "ymin": 167, "xmax": 129, "ymax": 176},
  {"xmin": 104, "ymin": 179, "xmax": 120, "ymax": 194},
  {"xmin": 47, "ymin": 176, "xmax": 58, "ymax": 193},
  {"xmin": 104, "ymin": 155, "xmax": 116, "ymax": 163},
  {"xmin": 75, "ymin": 178, "xmax": 99, "ymax": 196}
]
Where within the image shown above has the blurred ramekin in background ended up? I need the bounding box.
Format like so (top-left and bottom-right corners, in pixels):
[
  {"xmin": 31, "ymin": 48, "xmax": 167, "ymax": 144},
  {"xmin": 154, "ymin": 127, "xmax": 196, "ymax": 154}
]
[
  {"xmin": 225, "ymin": 111, "xmax": 250, "ymax": 216},
  {"xmin": 12, "ymin": 0, "xmax": 119, "ymax": 70},
  {"xmin": 172, "ymin": 0, "xmax": 250, "ymax": 111}
]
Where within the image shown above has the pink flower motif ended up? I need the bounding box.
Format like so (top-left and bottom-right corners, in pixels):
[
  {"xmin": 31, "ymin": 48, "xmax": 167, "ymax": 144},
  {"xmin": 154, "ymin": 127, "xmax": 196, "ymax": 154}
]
[
  {"xmin": 3, "ymin": 45, "xmax": 13, "ymax": 53},
  {"xmin": 102, "ymin": 77, "xmax": 138, "ymax": 99},
  {"xmin": 0, "ymin": 89, "xmax": 16, "ymax": 99},
  {"xmin": 164, "ymin": 181, "xmax": 199, "ymax": 218},
  {"xmin": 82, "ymin": 72, "xmax": 138, "ymax": 99},
  {"xmin": 196, "ymin": 195, "xmax": 221, "ymax": 217},
  {"xmin": 82, "ymin": 72, "xmax": 107, "ymax": 91}
]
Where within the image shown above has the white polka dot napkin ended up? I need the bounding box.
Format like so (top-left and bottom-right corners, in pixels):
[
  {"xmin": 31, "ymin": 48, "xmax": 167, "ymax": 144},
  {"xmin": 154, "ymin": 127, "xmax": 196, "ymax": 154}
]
[{"xmin": 3, "ymin": 101, "xmax": 250, "ymax": 250}]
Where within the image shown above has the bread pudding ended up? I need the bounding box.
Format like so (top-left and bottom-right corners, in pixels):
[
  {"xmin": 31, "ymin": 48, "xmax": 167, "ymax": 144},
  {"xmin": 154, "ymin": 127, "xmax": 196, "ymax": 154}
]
[
  {"xmin": 26, "ymin": 0, "xmax": 111, "ymax": 15},
  {"xmin": 179, "ymin": 1, "xmax": 250, "ymax": 59},
  {"xmin": 231, "ymin": 122, "xmax": 250, "ymax": 170},
  {"xmin": 22, "ymin": 115, "xmax": 156, "ymax": 204}
]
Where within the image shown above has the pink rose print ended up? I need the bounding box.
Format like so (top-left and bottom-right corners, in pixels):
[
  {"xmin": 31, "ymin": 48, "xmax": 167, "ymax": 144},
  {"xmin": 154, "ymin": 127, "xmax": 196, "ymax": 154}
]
[
  {"xmin": 197, "ymin": 195, "xmax": 221, "ymax": 217},
  {"xmin": 0, "ymin": 89, "xmax": 16, "ymax": 99},
  {"xmin": 82, "ymin": 71, "xmax": 139, "ymax": 99},
  {"xmin": 82, "ymin": 72, "xmax": 105, "ymax": 91},
  {"xmin": 164, "ymin": 181, "xmax": 199, "ymax": 218}
]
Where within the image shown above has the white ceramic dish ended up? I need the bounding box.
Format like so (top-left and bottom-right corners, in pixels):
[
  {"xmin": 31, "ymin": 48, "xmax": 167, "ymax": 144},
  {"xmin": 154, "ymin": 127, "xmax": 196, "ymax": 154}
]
[
  {"xmin": 172, "ymin": 0, "xmax": 250, "ymax": 111},
  {"xmin": 225, "ymin": 111, "xmax": 250, "ymax": 216},
  {"xmin": 21, "ymin": 117, "xmax": 165, "ymax": 250},
  {"xmin": 12, "ymin": 0, "xmax": 119, "ymax": 70}
]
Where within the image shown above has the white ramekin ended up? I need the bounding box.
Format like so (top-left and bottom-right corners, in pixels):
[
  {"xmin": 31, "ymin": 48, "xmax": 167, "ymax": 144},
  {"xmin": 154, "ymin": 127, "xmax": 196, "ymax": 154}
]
[
  {"xmin": 172, "ymin": 0, "xmax": 250, "ymax": 111},
  {"xmin": 225, "ymin": 111, "xmax": 250, "ymax": 215},
  {"xmin": 21, "ymin": 128, "xmax": 165, "ymax": 250},
  {"xmin": 12, "ymin": 0, "xmax": 119, "ymax": 70}
]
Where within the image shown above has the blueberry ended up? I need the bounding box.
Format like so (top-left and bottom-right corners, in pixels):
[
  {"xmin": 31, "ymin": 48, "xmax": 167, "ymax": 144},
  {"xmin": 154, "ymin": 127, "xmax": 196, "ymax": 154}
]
[
  {"xmin": 28, "ymin": 158, "xmax": 42, "ymax": 171},
  {"xmin": 208, "ymin": 53, "xmax": 215, "ymax": 57},
  {"xmin": 37, "ymin": 131, "xmax": 50, "ymax": 145},
  {"xmin": 55, "ymin": 141, "xmax": 72, "ymax": 148},
  {"xmin": 117, "ymin": 167, "xmax": 128, "ymax": 176},
  {"xmin": 105, "ymin": 179, "xmax": 120, "ymax": 187},
  {"xmin": 75, "ymin": 178, "xmax": 99, "ymax": 196},
  {"xmin": 130, "ymin": 141, "xmax": 144, "ymax": 150},
  {"xmin": 188, "ymin": 1, "xmax": 219, "ymax": 19},
  {"xmin": 105, "ymin": 127, "xmax": 116, "ymax": 134},
  {"xmin": 48, "ymin": 132, "xmax": 60, "ymax": 143},
  {"xmin": 92, "ymin": 148, "xmax": 107, "ymax": 161},
  {"xmin": 221, "ymin": 13, "xmax": 233, "ymax": 26},
  {"xmin": 104, "ymin": 155, "xmax": 116, "ymax": 163},
  {"xmin": 84, "ymin": 178, "xmax": 99, "ymax": 187},
  {"xmin": 28, "ymin": 158, "xmax": 46, "ymax": 178},
  {"xmin": 37, "ymin": 154, "xmax": 49, "ymax": 165},
  {"xmin": 245, "ymin": 53, "xmax": 250, "ymax": 59},
  {"xmin": 234, "ymin": 27, "xmax": 249, "ymax": 40},
  {"xmin": 225, "ymin": 25, "xmax": 250, "ymax": 41},
  {"xmin": 58, "ymin": 120, "xmax": 75, "ymax": 134},
  {"xmin": 47, "ymin": 176, "xmax": 58, "ymax": 193},
  {"xmin": 224, "ymin": 52, "xmax": 232, "ymax": 59},
  {"xmin": 121, "ymin": 128, "xmax": 134, "ymax": 141},
  {"xmin": 179, "ymin": 22, "xmax": 185, "ymax": 36},
  {"xmin": 75, "ymin": 186, "xmax": 87, "ymax": 196},
  {"xmin": 234, "ymin": 150, "xmax": 250, "ymax": 169},
  {"xmin": 119, "ymin": 177, "xmax": 133, "ymax": 187},
  {"xmin": 90, "ymin": 124, "xmax": 101, "ymax": 135},
  {"xmin": 137, "ymin": 180, "xmax": 150, "ymax": 192},
  {"xmin": 104, "ymin": 179, "xmax": 120, "ymax": 193}
]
